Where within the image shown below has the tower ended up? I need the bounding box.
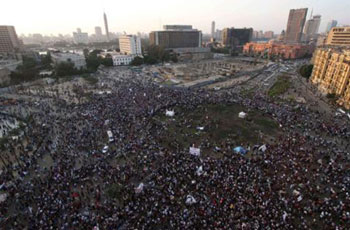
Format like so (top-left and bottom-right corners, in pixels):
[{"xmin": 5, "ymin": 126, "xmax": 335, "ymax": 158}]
[
  {"xmin": 284, "ymin": 8, "xmax": 308, "ymax": 43},
  {"xmin": 104, "ymin": 12, "xmax": 110, "ymax": 42},
  {"xmin": 211, "ymin": 21, "xmax": 216, "ymax": 39}
]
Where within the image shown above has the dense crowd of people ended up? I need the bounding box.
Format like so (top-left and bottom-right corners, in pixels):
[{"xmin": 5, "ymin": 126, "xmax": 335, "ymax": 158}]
[{"xmin": 0, "ymin": 71, "xmax": 349, "ymax": 229}]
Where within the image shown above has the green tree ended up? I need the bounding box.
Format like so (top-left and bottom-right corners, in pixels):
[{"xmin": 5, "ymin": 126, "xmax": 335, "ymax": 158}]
[
  {"xmin": 55, "ymin": 61, "xmax": 78, "ymax": 77},
  {"xmin": 10, "ymin": 56, "xmax": 39, "ymax": 84},
  {"xmin": 130, "ymin": 56, "xmax": 144, "ymax": 66},
  {"xmin": 40, "ymin": 53, "xmax": 52, "ymax": 68},
  {"xmin": 299, "ymin": 64, "xmax": 313, "ymax": 79}
]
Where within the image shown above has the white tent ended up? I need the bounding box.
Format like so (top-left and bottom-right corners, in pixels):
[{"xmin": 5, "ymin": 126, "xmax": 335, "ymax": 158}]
[
  {"xmin": 258, "ymin": 144, "xmax": 267, "ymax": 152},
  {"xmin": 185, "ymin": 195, "xmax": 197, "ymax": 205},
  {"xmin": 166, "ymin": 110, "xmax": 175, "ymax": 117},
  {"xmin": 135, "ymin": 183, "xmax": 144, "ymax": 194},
  {"xmin": 189, "ymin": 147, "xmax": 201, "ymax": 156},
  {"xmin": 196, "ymin": 166, "xmax": 204, "ymax": 176},
  {"xmin": 0, "ymin": 193, "xmax": 8, "ymax": 203},
  {"xmin": 238, "ymin": 112, "xmax": 247, "ymax": 119}
]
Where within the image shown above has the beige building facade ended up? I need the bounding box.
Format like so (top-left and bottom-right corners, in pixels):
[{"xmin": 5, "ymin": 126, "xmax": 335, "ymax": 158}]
[
  {"xmin": 326, "ymin": 27, "xmax": 350, "ymax": 46},
  {"xmin": 0, "ymin": 26, "xmax": 21, "ymax": 55},
  {"xmin": 311, "ymin": 47, "xmax": 350, "ymax": 109}
]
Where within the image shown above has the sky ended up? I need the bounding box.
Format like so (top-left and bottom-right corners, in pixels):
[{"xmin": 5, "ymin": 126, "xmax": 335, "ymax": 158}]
[{"xmin": 1, "ymin": 0, "xmax": 349, "ymax": 36}]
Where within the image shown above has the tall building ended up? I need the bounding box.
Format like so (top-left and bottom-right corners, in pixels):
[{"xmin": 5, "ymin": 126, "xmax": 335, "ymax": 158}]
[
  {"xmin": 73, "ymin": 28, "xmax": 89, "ymax": 44},
  {"xmin": 304, "ymin": 15, "xmax": 321, "ymax": 41},
  {"xmin": 95, "ymin": 26, "xmax": 102, "ymax": 36},
  {"xmin": 284, "ymin": 8, "xmax": 308, "ymax": 43},
  {"xmin": 104, "ymin": 12, "xmax": 110, "ymax": 42},
  {"xmin": 326, "ymin": 20, "xmax": 338, "ymax": 33},
  {"xmin": 119, "ymin": 35, "xmax": 142, "ymax": 55},
  {"xmin": 0, "ymin": 26, "xmax": 21, "ymax": 55},
  {"xmin": 264, "ymin": 31, "xmax": 274, "ymax": 39},
  {"xmin": 222, "ymin": 28, "xmax": 253, "ymax": 47},
  {"xmin": 149, "ymin": 25, "xmax": 202, "ymax": 49},
  {"xmin": 326, "ymin": 27, "xmax": 350, "ymax": 46},
  {"xmin": 311, "ymin": 47, "xmax": 350, "ymax": 109},
  {"xmin": 211, "ymin": 21, "xmax": 215, "ymax": 39}
]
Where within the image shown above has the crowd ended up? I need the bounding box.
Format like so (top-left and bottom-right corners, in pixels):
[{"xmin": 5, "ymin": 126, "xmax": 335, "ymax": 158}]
[{"xmin": 0, "ymin": 71, "xmax": 349, "ymax": 229}]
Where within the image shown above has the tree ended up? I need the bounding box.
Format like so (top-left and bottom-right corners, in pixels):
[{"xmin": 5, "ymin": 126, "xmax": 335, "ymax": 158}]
[
  {"xmin": 299, "ymin": 64, "xmax": 313, "ymax": 79},
  {"xmin": 10, "ymin": 56, "xmax": 39, "ymax": 84},
  {"xmin": 101, "ymin": 57, "xmax": 113, "ymax": 67},
  {"xmin": 55, "ymin": 61, "xmax": 78, "ymax": 77},
  {"xmin": 130, "ymin": 56, "xmax": 144, "ymax": 66},
  {"xmin": 171, "ymin": 54, "xmax": 178, "ymax": 63},
  {"xmin": 144, "ymin": 55, "xmax": 157, "ymax": 65},
  {"xmin": 40, "ymin": 53, "xmax": 52, "ymax": 68}
]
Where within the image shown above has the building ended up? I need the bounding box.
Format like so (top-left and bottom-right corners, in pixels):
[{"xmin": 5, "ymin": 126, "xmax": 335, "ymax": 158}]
[
  {"xmin": 51, "ymin": 52, "xmax": 86, "ymax": 69},
  {"xmin": 311, "ymin": 47, "xmax": 350, "ymax": 109},
  {"xmin": 326, "ymin": 27, "xmax": 350, "ymax": 46},
  {"xmin": 119, "ymin": 35, "xmax": 142, "ymax": 55},
  {"xmin": 243, "ymin": 41, "xmax": 314, "ymax": 59},
  {"xmin": 304, "ymin": 15, "xmax": 321, "ymax": 41},
  {"xmin": 285, "ymin": 8, "xmax": 308, "ymax": 43},
  {"xmin": 149, "ymin": 25, "xmax": 202, "ymax": 49},
  {"xmin": 112, "ymin": 55, "xmax": 136, "ymax": 66},
  {"xmin": 211, "ymin": 21, "xmax": 215, "ymax": 39},
  {"xmin": 73, "ymin": 28, "xmax": 89, "ymax": 44},
  {"xmin": 264, "ymin": 31, "xmax": 274, "ymax": 39},
  {"xmin": 222, "ymin": 28, "xmax": 253, "ymax": 48},
  {"xmin": 0, "ymin": 26, "xmax": 22, "ymax": 56},
  {"xmin": 172, "ymin": 47, "xmax": 212, "ymax": 61},
  {"xmin": 215, "ymin": 29, "xmax": 222, "ymax": 41},
  {"xmin": 95, "ymin": 27, "xmax": 102, "ymax": 37},
  {"xmin": 99, "ymin": 52, "xmax": 136, "ymax": 66},
  {"xmin": 163, "ymin": 25, "xmax": 193, "ymax": 31},
  {"xmin": 326, "ymin": 20, "xmax": 338, "ymax": 33},
  {"xmin": 104, "ymin": 12, "xmax": 110, "ymax": 42}
]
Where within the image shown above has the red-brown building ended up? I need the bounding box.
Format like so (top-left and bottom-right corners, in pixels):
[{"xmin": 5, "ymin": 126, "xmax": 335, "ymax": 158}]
[{"xmin": 243, "ymin": 41, "xmax": 315, "ymax": 59}]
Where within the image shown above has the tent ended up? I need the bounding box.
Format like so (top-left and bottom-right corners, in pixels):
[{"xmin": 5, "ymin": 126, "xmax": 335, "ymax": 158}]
[
  {"xmin": 135, "ymin": 183, "xmax": 144, "ymax": 194},
  {"xmin": 238, "ymin": 112, "xmax": 247, "ymax": 119},
  {"xmin": 189, "ymin": 147, "xmax": 201, "ymax": 156},
  {"xmin": 233, "ymin": 146, "xmax": 247, "ymax": 155},
  {"xmin": 185, "ymin": 195, "xmax": 197, "ymax": 205},
  {"xmin": 166, "ymin": 110, "xmax": 175, "ymax": 117},
  {"xmin": 258, "ymin": 144, "xmax": 267, "ymax": 152},
  {"xmin": 196, "ymin": 166, "xmax": 204, "ymax": 176}
]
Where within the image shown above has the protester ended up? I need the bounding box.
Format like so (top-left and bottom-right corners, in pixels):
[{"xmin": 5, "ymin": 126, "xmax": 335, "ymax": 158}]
[{"xmin": 0, "ymin": 69, "xmax": 349, "ymax": 229}]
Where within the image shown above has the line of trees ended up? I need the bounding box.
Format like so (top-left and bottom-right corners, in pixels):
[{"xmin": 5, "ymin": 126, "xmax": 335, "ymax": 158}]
[{"xmin": 130, "ymin": 45, "xmax": 178, "ymax": 66}]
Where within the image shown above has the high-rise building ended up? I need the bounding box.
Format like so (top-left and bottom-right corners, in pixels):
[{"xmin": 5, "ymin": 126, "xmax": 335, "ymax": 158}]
[
  {"xmin": 150, "ymin": 25, "xmax": 202, "ymax": 49},
  {"xmin": 222, "ymin": 28, "xmax": 253, "ymax": 47},
  {"xmin": 284, "ymin": 8, "xmax": 308, "ymax": 43},
  {"xmin": 73, "ymin": 28, "xmax": 89, "ymax": 44},
  {"xmin": 304, "ymin": 15, "xmax": 321, "ymax": 41},
  {"xmin": 325, "ymin": 20, "xmax": 338, "ymax": 33},
  {"xmin": 264, "ymin": 31, "xmax": 274, "ymax": 39},
  {"xmin": 119, "ymin": 35, "xmax": 142, "ymax": 55},
  {"xmin": 104, "ymin": 12, "xmax": 110, "ymax": 42},
  {"xmin": 0, "ymin": 26, "xmax": 21, "ymax": 55},
  {"xmin": 211, "ymin": 21, "xmax": 215, "ymax": 39},
  {"xmin": 311, "ymin": 47, "xmax": 350, "ymax": 109},
  {"xmin": 95, "ymin": 26, "xmax": 102, "ymax": 36},
  {"xmin": 326, "ymin": 27, "xmax": 350, "ymax": 46}
]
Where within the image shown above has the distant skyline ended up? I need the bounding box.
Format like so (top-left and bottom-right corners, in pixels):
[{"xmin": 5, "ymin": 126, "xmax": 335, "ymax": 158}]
[{"xmin": 1, "ymin": 0, "xmax": 349, "ymax": 36}]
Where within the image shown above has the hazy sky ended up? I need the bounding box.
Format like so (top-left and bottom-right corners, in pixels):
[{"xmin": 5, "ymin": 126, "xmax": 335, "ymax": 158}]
[{"xmin": 1, "ymin": 0, "xmax": 349, "ymax": 36}]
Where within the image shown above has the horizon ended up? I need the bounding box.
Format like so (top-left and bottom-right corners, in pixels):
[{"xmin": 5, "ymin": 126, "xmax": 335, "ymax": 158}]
[{"xmin": 1, "ymin": 0, "xmax": 349, "ymax": 36}]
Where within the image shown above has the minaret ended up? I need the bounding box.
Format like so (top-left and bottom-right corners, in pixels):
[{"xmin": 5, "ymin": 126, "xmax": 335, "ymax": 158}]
[{"xmin": 104, "ymin": 12, "xmax": 110, "ymax": 42}]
